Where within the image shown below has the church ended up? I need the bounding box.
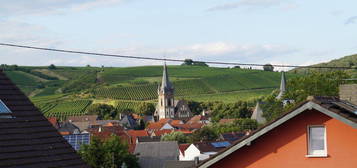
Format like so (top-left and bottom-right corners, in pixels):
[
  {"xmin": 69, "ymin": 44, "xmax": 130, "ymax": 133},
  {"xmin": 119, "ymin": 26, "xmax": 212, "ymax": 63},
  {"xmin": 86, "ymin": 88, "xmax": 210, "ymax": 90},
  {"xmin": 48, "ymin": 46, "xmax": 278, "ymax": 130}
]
[{"xmin": 154, "ymin": 64, "xmax": 192, "ymax": 120}]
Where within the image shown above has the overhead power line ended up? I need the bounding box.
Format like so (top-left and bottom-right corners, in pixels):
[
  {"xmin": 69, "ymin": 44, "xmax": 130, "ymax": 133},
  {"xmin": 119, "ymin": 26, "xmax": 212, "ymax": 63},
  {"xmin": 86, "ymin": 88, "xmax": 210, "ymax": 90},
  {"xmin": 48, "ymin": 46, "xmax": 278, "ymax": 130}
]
[{"xmin": 0, "ymin": 42, "xmax": 355, "ymax": 69}]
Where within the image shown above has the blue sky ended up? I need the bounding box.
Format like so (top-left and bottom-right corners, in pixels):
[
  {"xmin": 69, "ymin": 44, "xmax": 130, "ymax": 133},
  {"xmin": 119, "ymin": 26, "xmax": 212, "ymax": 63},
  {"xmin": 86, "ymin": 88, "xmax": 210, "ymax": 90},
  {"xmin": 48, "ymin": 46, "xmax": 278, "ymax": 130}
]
[{"xmin": 0, "ymin": 0, "xmax": 356, "ymax": 68}]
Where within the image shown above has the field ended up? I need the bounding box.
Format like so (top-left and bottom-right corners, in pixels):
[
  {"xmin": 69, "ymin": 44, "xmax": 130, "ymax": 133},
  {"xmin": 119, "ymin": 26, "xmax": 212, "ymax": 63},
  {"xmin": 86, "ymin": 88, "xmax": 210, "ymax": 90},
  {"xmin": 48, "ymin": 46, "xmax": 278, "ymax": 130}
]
[{"xmin": 5, "ymin": 65, "xmax": 298, "ymax": 118}]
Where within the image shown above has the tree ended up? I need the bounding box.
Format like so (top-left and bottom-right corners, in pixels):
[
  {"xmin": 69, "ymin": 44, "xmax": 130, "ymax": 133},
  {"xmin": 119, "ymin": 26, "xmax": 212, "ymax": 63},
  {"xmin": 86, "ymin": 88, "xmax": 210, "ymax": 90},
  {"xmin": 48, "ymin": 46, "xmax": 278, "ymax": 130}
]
[
  {"xmin": 86, "ymin": 104, "xmax": 118, "ymax": 120},
  {"xmin": 263, "ymin": 64, "xmax": 274, "ymax": 71},
  {"xmin": 190, "ymin": 126, "xmax": 218, "ymax": 142},
  {"xmin": 193, "ymin": 61, "xmax": 209, "ymax": 67},
  {"xmin": 48, "ymin": 64, "xmax": 56, "ymax": 70},
  {"xmin": 137, "ymin": 102, "xmax": 155, "ymax": 115},
  {"xmin": 187, "ymin": 101, "xmax": 203, "ymax": 115},
  {"xmin": 161, "ymin": 131, "xmax": 188, "ymax": 143},
  {"xmin": 181, "ymin": 59, "xmax": 194, "ymax": 66},
  {"xmin": 79, "ymin": 136, "xmax": 139, "ymax": 168}
]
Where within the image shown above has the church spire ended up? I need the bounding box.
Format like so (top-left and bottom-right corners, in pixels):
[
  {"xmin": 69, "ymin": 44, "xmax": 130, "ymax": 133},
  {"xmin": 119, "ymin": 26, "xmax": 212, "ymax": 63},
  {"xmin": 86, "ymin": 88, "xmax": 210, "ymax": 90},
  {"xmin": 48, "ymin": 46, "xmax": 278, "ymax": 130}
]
[
  {"xmin": 276, "ymin": 71, "xmax": 286, "ymax": 99},
  {"xmin": 160, "ymin": 63, "xmax": 173, "ymax": 93},
  {"xmin": 251, "ymin": 101, "xmax": 266, "ymax": 124}
]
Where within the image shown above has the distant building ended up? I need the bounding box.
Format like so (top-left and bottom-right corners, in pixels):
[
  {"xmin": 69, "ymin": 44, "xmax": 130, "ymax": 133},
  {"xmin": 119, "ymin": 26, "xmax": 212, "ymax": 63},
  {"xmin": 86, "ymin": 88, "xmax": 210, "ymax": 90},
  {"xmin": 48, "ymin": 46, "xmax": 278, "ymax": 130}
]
[{"xmin": 155, "ymin": 63, "xmax": 192, "ymax": 120}]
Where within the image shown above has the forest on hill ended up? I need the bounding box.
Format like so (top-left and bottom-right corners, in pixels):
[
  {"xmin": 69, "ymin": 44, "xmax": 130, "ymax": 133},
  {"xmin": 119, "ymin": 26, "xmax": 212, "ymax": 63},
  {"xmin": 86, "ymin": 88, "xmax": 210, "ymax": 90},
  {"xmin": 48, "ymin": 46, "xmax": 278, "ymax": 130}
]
[{"xmin": 291, "ymin": 53, "xmax": 357, "ymax": 77}]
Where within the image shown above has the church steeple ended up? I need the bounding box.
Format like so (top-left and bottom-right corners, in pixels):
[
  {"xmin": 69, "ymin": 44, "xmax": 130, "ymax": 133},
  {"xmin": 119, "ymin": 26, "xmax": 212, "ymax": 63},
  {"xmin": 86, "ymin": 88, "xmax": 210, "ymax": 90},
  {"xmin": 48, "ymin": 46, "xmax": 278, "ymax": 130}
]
[
  {"xmin": 160, "ymin": 63, "xmax": 173, "ymax": 94},
  {"xmin": 276, "ymin": 71, "xmax": 286, "ymax": 99},
  {"xmin": 251, "ymin": 101, "xmax": 266, "ymax": 124},
  {"xmin": 155, "ymin": 63, "xmax": 175, "ymax": 119}
]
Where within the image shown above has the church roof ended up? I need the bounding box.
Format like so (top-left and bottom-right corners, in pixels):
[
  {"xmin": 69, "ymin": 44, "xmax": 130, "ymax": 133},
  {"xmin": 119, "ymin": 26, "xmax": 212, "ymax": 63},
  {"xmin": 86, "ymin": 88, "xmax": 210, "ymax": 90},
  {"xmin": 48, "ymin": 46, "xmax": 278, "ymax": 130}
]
[
  {"xmin": 276, "ymin": 71, "xmax": 286, "ymax": 99},
  {"xmin": 160, "ymin": 63, "xmax": 174, "ymax": 93},
  {"xmin": 0, "ymin": 70, "xmax": 88, "ymax": 167}
]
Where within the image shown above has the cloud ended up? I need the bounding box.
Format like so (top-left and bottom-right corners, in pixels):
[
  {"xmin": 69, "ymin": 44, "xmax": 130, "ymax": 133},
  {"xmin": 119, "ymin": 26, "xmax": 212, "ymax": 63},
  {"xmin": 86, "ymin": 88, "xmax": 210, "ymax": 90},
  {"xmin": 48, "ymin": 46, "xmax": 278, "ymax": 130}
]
[
  {"xmin": 345, "ymin": 16, "xmax": 357, "ymax": 25},
  {"xmin": 0, "ymin": 0, "xmax": 123, "ymax": 16},
  {"xmin": 207, "ymin": 0, "xmax": 285, "ymax": 12}
]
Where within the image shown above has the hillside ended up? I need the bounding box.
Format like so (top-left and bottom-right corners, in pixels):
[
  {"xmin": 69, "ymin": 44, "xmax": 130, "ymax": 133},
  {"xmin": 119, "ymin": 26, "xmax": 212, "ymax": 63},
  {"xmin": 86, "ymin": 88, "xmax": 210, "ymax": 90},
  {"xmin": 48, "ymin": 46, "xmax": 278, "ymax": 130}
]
[
  {"xmin": 292, "ymin": 54, "xmax": 357, "ymax": 77},
  {"xmin": 3, "ymin": 65, "xmax": 297, "ymax": 119}
]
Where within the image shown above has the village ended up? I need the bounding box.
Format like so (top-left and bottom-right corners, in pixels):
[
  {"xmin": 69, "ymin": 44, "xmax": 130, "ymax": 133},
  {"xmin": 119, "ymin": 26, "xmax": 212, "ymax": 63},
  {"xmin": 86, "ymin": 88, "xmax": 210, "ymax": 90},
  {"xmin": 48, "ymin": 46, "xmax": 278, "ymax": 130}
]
[
  {"xmin": 1, "ymin": 62, "xmax": 356, "ymax": 168},
  {"xmin": 1, "ymin": 1, "xmax": 357, "ymax": 168}
]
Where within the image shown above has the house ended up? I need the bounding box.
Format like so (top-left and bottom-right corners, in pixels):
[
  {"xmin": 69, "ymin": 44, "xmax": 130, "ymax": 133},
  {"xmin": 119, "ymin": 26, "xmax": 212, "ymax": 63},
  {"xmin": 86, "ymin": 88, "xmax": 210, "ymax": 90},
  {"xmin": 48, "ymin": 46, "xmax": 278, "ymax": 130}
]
[
  {"xmin": 152, "ymin": 129, "xmax": 173, "ymax": 136},
  {"xmin": 58, "ymin": 121, "xmax": 81, "ymax": 135},
  {"xmin": 120, "ymin": 114, "xmax": 137, "ymax": 129},
  {"xmin": 198, "ymin": 96, "xmax": 357, "ymax": 168},
  {"xmin": 179, "ymin": 144, "xmax": 191, "ymax": 160},
  {"xmin": 127, "ymin": 130, "xmax": 149, "ymax": 144},
  {"xmin": 134, "ymin": 141, "xmax": 180, "ymax": 168},
  {"xmin": 172, "ymin": 123, "xmax": 204, "ymax": 131},
  {"xmin": 187, "ymin": 115, "xmax": 210, "ymax": 124},
  {"xmin": 181, "ymin": 141, "xmax": 231, "ymax": 161},
  {"xmin": 47, "ymin": 117, "xmax": 59, "ymax": 129},
  {"xmin": 154, "ymin": 63, "xmax": 192, "ymax": 120},
  {"xmin": 0, "ymin": 70, "xmax": 88, "ymax": 167},
  {"xmin": 63, "ymin": 133, "xmax": 90, "ymax": 150},
  {"xmin": 219, "ymin": 132, "xmax": 246, "ymax": 142},
  {"xmin": 147, "ymin": 122, "xmax": 174, "ymax": 133},
  {"xmin": 87, "ymin": 125, "xmax": 130, "ymax": 144},
  {"xmin": 164, "ymin": 160, "xmax": 196, "ymax": 168},
  {"xmin": 67, "ymin": 114, "xmax": 98, "ymax": 123},
  {"xmin": 137, "ymin": 136, "xmax": 161, "ymax": 143}
]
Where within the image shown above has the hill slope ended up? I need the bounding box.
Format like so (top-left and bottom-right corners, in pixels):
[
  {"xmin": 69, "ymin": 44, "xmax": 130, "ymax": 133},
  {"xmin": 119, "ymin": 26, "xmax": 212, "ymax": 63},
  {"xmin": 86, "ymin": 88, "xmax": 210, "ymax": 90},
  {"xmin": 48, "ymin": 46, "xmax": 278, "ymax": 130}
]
[
  {"xmin": 292, "ymin": 54, "xmax": 357, "ymax": 77},
  {"xmin": 4, "ymin": 65, "xmax": 296, "ymax": 119}
]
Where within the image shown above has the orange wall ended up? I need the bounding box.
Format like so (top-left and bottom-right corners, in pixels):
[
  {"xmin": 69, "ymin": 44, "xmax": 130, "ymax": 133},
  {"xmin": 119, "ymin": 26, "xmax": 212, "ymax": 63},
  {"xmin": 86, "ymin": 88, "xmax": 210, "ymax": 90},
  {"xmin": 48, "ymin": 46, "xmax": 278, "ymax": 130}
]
[{"xmin": 211, "ymin": 110, "xmax": 357, "ymax": 168}]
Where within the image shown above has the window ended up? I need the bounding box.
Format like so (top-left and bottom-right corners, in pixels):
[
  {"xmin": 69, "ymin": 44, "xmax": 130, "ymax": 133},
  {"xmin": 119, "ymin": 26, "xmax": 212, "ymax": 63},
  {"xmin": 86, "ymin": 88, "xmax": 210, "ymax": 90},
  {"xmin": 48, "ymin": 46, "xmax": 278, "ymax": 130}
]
[
  {"xmin": 307, "ymin": 126, "xmax": 327, "ymax": 157},
  {"xmin": 0, "ymin": 100, "xmax": 11, "ymax": 113}
]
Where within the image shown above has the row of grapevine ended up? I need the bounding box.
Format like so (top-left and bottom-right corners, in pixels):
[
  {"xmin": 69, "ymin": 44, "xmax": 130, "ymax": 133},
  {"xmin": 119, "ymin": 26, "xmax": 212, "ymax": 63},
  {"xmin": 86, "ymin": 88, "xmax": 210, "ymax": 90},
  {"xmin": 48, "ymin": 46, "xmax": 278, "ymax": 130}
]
[{"xmin": 36, "ymin": 100, "xmax": 92, "ymax": 120}]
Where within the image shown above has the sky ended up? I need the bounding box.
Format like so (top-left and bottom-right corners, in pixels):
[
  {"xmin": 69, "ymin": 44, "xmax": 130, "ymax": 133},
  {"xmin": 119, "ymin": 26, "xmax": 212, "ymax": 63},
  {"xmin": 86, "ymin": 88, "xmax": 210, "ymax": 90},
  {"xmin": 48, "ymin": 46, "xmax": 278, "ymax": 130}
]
[{"xmin": 0, "ymin": 0, "xmax": 356, "ymax": 69}]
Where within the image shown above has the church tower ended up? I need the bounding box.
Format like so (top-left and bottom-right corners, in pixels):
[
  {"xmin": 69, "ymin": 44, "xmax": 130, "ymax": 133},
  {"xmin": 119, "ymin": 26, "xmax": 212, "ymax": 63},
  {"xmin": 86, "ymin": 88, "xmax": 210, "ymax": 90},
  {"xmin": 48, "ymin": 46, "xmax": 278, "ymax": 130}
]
[
  {"xmin": 276, "ymin": 71, "xmax": 286, "ymax": 99},
  {"xmin": 155, "ymin": 63, "xmax": 175, "ymax": 119}
]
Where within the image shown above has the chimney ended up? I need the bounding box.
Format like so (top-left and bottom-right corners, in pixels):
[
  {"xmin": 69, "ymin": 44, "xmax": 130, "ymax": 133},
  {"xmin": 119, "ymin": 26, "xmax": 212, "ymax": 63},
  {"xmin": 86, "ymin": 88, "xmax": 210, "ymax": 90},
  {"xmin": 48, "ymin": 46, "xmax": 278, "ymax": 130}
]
[
  {"xmin": 194, "ymin": 156, "xmax": 199, "ymax": 166},
  {"xmin": 339, "ymin": 84, "xmax": 357, "ymax": 105}
]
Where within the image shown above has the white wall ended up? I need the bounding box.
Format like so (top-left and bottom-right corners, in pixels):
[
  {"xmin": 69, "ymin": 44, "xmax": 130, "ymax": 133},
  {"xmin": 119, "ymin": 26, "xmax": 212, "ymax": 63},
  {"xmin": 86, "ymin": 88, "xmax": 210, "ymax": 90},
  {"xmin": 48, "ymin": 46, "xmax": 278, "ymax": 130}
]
[{"xmin": 180, "ymin": 144, "xmax": 211, "ymax": 161}]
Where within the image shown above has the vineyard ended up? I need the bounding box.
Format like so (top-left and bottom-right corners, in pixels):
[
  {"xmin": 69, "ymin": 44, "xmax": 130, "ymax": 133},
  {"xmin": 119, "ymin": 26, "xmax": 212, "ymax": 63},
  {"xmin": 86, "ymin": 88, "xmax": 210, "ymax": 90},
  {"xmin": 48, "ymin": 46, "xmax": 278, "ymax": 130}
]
[
  {"xmin": 36, "ymin": 100, "xmax": 92, "ymax": 120},
  {"xmin": 115, "ymin": 101, "xmax": 148, "ymax": 113},
  {"xmin": 94, "ymin": 84, "xmax": 158, "ymax": 100}
]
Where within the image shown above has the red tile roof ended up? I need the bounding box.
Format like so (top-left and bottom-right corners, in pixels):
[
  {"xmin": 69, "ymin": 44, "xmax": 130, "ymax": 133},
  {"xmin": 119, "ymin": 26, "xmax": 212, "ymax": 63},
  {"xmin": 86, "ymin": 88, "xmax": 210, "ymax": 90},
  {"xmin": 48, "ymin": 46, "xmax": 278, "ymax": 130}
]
[
  {"xmin": 219, "ymin": 118, "xmax": 236, "ymax": 124},
  {"xmin": 47, "ymin": 117, "xmax": 58, "ymax": 128},
  {"xmin": 153, "ymin": 129, "xmax": 173, "ymax": 136},
  {"xmin": 127, "ymin": 130, "xmax": 149, "ymax": 144},
  {"xmin": 146, "ymin": 122, "xmax": 165, "ymax": 130},
  {"xmin": 179, "ymin": 144, "xmax": 191, "ymax": 156}
]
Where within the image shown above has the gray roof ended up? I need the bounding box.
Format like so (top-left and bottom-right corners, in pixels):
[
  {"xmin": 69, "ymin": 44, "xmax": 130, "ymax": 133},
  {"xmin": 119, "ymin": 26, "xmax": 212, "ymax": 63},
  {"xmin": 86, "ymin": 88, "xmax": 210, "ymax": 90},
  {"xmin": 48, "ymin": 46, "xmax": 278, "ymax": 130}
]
[
  {"xmin": 251, "ymin": 101, "xmax": 266, "ymax": 124},
  {"xmin": 276, "ymin": 71, "xmax": 286, "ymax": 99},
  {"xmin": 164, "ymin": 160, "xmax": 195, "ymax": 168},
  {"xmin": 160, "ymin": 63, "xmax": 174, "ymax": 94},
  {"xmin": 134, "ymin": 141, "xmax": 179, "ymax": 168},
  {"xmin": 120, "ymin": 115, "xmax": 137, "ymax": 129}
]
